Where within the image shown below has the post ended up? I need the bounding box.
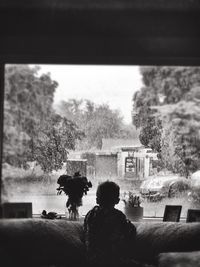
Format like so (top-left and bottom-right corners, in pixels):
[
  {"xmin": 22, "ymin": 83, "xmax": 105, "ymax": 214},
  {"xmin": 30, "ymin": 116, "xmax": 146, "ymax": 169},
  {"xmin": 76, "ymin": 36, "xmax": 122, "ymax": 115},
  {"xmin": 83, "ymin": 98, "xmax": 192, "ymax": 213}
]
[{"xmin": 0, "ymin": 64, "xmax": 5, "ymax": 215}]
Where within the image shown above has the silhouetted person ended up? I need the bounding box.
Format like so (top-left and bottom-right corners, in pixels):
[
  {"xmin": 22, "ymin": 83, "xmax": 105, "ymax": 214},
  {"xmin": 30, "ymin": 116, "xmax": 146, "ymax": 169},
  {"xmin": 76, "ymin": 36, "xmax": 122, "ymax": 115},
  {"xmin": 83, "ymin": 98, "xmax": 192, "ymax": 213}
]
[
  {"xmin": 84, "ymin": 181, "xmax": 150, "ymax": 267},
  {"xmin": 74, "ymin": 171, "xmax": 81, "ymax": 177}
]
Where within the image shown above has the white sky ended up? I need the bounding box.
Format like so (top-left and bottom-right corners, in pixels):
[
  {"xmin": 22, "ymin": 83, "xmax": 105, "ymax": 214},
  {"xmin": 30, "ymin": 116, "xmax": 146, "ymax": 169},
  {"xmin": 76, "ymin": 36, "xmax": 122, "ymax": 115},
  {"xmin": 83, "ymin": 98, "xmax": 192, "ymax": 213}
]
[{"xmin": 37, "ymin": 65, "xmax": 143, "ymax": 124}]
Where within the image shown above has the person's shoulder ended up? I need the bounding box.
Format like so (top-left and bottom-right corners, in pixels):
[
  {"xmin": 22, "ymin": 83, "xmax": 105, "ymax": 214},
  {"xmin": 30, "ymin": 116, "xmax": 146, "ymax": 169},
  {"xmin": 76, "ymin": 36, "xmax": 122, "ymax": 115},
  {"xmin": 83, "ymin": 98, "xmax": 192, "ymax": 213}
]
[
  {"xmin": 87, "ymin": 205, "xmax": 99, "ymax": 214},
  {"xmin": 112, "ymin": 208, "xmax": 128, "ymax": 222},
  {"xmin": 114, "ymin": 208, "xmax": 126, "ymax": 218},
  {"xmin": 113, "ymin": 209, "xmax": 136, "ymax": 236},
  {"xmin": 84, "ymin": 206, "xmax": 100, "ymax": 222},
  {"xmin": 114, "ymin": 208, "xmax": 136, "ymax": 225}
]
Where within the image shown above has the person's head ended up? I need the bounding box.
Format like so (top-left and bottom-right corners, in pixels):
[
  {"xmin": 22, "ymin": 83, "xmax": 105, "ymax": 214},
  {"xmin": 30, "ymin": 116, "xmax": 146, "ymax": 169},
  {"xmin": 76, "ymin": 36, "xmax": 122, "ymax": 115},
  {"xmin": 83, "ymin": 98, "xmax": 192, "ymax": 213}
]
[
  {"xmin": 96, "ymin": 181, "xmax": 120, "ymax": 208},
  {"xmin": 74, "ymin": 171, "xmax": 81, "ymax": 177}
]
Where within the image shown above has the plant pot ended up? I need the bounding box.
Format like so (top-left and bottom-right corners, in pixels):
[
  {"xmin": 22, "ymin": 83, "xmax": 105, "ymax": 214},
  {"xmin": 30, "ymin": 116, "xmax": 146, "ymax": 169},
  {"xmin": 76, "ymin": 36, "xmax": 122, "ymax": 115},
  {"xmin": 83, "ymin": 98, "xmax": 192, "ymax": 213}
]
[{"xmin": 124, "ymin": 206, "xmax": 143, "ymax": 222}]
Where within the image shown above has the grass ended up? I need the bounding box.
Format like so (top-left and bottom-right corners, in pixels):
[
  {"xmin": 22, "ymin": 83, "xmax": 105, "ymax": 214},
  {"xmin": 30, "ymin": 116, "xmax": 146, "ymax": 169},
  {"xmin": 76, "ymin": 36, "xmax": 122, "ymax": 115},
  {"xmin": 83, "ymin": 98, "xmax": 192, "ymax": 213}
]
[{"xmin": 2, "ymin": 164, "xmax": 60, "ymax": 199}]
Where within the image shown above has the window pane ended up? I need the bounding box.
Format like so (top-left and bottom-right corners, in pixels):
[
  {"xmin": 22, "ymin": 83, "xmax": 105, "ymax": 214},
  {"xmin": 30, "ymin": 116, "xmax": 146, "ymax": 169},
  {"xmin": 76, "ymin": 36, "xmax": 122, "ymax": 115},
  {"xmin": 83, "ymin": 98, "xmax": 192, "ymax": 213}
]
[{"xmin": 2, "ymin": 65, "xmax": 200, "ymax": 220}]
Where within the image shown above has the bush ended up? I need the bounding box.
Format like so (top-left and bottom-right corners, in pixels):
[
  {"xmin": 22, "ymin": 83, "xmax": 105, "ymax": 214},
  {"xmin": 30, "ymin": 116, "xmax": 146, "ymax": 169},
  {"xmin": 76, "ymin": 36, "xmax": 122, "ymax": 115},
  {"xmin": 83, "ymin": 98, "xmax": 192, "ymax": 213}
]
[
  {"xmin": 2, "ymin": 164, "xmax": 57, "ymax": 195},
  {"xmin": 188, "ymin": 188, "xmax": 200, "ymax": 207}
]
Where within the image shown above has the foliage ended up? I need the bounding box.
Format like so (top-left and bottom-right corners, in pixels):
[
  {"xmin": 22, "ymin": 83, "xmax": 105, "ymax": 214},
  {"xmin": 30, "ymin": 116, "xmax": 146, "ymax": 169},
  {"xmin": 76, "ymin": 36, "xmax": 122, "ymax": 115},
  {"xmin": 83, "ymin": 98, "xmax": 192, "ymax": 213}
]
[
  {"xmin": 2, "ymin": 163, "xmax": 58, "ymax": 198},
  {"xmin": 139, "ymin": 66, "xmax": 200, "ymax": 104},
  {"xmin": 118, "ymin": 124, "xmax": 140, "ymax": 140},
  {"xmin": 132, "ymin": 85, "xmax": 162, "ymax": 152},
  {"xmin": 3, "ymin": 65, "xmax": 85, "ymax": 173},
  {"xmin": 188, "ymin": 188, "xmax": 200, "ymax": 207},
  {"xmin": 57, "ymin": 173, "xmax": 92, "ymax": 219},
  {"xmin": 3, "ymin": 65, "xmax": 57, "ymax": 167},
  {"xmin": 32, "ymin": 113, "xmax": 85, "ymax": 173},
  {"xmin": 122, "ymin": 192, "xmax": 141, "ymax": 207},
  {"xmin": 57, "ymin": 99, "xmax": 138, "ymax": 150},
  {"xmin": 86, "ymin": 103, "xmax": 123, "ymax": 148},
  {"xmin": 138, "ymin": 116, "xmax": 162, "ymax": 152},
  {"xmin": 132, "ymin": 66, "xmax": 200, "ymax": 176},
  {"xmin": 2, "ymin": 162, "xmax": 43, "ymax": 180},
  {"xmin": 159, "ymin": 100, "xmax": 200, "ymax": 177}
]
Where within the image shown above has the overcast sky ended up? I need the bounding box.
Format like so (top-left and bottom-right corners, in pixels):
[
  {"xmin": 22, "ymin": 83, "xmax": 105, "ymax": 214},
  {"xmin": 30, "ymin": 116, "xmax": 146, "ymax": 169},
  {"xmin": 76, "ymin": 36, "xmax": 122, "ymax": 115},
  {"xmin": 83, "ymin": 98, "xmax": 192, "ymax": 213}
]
[{"xmin": 38, "ymin": 65, "xmax": 143, "ymax": 124}]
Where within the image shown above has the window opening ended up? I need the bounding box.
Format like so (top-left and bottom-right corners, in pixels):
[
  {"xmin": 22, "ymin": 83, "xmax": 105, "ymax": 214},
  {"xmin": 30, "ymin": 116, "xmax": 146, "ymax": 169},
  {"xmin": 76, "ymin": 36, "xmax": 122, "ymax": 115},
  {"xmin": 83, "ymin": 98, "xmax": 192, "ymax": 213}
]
[{"xmin": 2, "ymin": 64, "xmax": 200, "ymax": 219}]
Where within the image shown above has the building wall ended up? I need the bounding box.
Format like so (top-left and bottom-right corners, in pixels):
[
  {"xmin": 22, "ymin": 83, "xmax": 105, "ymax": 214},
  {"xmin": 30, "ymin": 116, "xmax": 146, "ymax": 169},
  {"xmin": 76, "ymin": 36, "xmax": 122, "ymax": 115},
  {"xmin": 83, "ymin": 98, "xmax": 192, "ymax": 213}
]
[
  {"xmin": 118, "ymin": 147, "xmax": 158, "ymax": 180},
  {"xmin": 119, "ymin": 149, "xmax": 144, "ymax": 179},
  {"xmin": 95, "ymin": 154, "xmax": 118, "ymax": 179},
  {"xmin": 119, "ymin": 151, "xmax": 137, "ymax": 179},
  {"xmin": 94, "ymin": 148, "xmax": 157, "ymax": 180}
]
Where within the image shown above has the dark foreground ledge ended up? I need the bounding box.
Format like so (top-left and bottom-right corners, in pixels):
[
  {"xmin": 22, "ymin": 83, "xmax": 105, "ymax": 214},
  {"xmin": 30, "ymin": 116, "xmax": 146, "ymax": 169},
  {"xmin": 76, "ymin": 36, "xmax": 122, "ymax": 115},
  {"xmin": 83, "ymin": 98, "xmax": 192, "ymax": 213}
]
[
  {"xmin": 1, "ymin": 0, "xmax": 200, "ymax": 11},
  {"xmin": 1, "ymin": 219, "xmax": 200, "ymax": 266}
]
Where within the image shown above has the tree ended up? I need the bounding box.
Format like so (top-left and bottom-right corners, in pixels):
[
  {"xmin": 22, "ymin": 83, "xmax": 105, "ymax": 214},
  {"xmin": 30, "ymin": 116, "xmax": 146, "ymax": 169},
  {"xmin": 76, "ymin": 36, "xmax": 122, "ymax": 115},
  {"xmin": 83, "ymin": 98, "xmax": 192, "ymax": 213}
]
[
  {"xmin": 84, "ymin": 104, "xmax": 123, "ymax": 148},
  {"xmin": 157, "ymin": 98, "xmax": 200, "ymax": 177},
  {"xmin": 139, "ymin": 66, "xmax": 200, "ymax": 104},
  {"xmin": 57, "ymin": 99, "xmax": 136, "ymax": 150},
  {"xmin": 132, "ymin": 85, "xmax": 162, "ymax": 152},
  {"xmin": 32, "ymin": 113, "xmax": 84, "ymax": 173},
  {"xmin": 3, "ymin": 65, "xmax": 58, "ymax": 167},
  {"xmin": 56, "ymin": 99, "xmax": 84, "ymax": 125},
  {"xmin": 132, "ymin": 66, "xmax": 200, "ymax": 176},
  {"xmin": 3, "ymin": 65, "xmax": 85, "ymax": 173}
]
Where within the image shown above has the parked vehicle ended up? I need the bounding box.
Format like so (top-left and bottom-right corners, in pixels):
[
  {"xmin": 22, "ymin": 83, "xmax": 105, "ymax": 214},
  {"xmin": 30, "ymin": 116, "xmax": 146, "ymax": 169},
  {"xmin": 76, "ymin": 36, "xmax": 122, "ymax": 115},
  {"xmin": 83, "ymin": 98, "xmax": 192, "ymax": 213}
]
[
  {"xmin": 140, "ymin": 176, "xmax": 190, "ymax": 201},
  {"xmin": 190, "ymin": 170, "xmax": 200, "ymax": 187}
]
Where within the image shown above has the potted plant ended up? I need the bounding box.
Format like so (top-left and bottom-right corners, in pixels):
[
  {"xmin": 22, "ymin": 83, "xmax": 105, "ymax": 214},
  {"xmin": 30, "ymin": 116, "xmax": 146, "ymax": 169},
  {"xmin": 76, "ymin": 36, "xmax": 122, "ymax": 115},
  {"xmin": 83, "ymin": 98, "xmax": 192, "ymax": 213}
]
[
  {"xmin": 57, "ymin": 172, "xmax": 92, "ymax": 220},
  {"xmin": 122, "ymin": 192, "xmax": 143, "ymax": 222}
]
